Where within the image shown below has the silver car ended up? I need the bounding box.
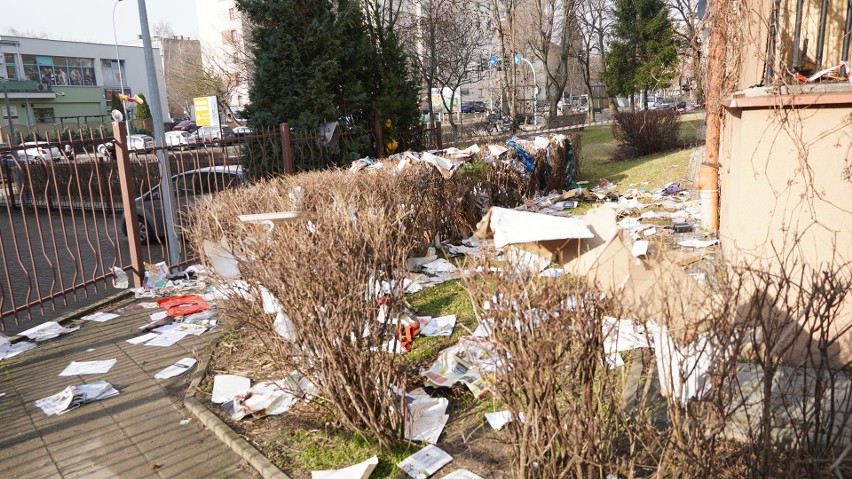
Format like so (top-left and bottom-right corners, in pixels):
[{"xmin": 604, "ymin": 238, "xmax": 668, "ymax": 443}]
[
  {"xmin": 128, "ymin": 165, "xmax": 246, "ymax": 243},
  {"xmin": 17, "ymin": 141, "xmax": 63, "ymax": 162}
]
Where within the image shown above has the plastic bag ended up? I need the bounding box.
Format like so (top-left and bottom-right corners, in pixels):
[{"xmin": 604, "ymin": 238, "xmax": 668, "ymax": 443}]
[{"xmin": 112, "ymin": 266, "xmax": 129, "ymax": 289}]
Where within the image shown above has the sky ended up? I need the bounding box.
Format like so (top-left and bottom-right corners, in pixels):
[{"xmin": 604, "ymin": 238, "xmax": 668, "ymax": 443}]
[{"xmin": 0, "ymin": 0, "xmax": 199, "ymax": 44}]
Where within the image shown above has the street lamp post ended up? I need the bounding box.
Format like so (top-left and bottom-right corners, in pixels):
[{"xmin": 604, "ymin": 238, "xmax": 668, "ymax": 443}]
[
  {"xmin": 112, "ymin": 0, "xmax": 131, "ymax": 147},
  {"xmin": 519, "ymin": 56, "xmax": 538, "ymax": 129}
]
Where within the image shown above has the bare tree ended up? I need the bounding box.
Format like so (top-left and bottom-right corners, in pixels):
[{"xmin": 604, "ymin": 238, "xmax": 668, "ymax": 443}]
[
  {"xmin": 519, "ymin": 0, "xmax": 581, "ymax": 125},
  {"xmin": 666, "ymin": 0, "xmax": 702, "ymax": 100},
  {"xmin": 576, "ymin": 0, "xmax": 613, "ymax": 119},
  {"xmin": 487, "ymin": 0, "xmax": 520, "ymax": 119},
  {"xmin": 404, "ymin": 0, "xmax": 489, "ymax": 133}
]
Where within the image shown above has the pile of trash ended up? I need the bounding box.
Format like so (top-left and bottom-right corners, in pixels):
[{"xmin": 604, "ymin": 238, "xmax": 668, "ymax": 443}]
[
  {"xmin": 211, "ymin": 372, "xmax": 315, "ymax": 420},
  {"xmin": 350, "ymin": 133, "xmax": 580, "ymax": 193}
]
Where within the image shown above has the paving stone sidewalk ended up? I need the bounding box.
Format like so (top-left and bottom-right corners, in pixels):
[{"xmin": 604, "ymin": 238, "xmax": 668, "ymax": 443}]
[{"xmin": 0, "ymin": 298, "xmax": 258, "ymax": 479}]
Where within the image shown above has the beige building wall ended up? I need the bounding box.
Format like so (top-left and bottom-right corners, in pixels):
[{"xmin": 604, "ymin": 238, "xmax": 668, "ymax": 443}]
[
  {"xmin": 717, "ymin": 0, "xmax": 852, "ymax": 363},
  {"xmin": 719, "ymin": 89, "xmax": 852, "ymax": 362}
]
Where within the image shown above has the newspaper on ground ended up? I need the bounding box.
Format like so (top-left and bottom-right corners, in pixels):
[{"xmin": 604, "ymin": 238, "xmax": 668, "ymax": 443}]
[
  {"xmin": 422, "ymin": 340, "xmax": 495, "ymax": 398},
  {"xmin": 421, "ymin": 258, "xmax": 457, "ymax": 275},
  {"xmin": 59, "ymin": 359, "xmax": 117, "ymax": 376},
  {"xmin": 126, "ymin": 332, "xmax": 158, "ymax": 345},
  {"xmin": 19, "ymin": 322, "xmax": 79, "ymax": 342},
  {"xmin": 34, "ymin": 380, "xmax": 119, "ymax": 416},
  {"xmin": 418, "ymin": 315, "xmax": 456, "ymax": 337},
  {"xmin": 154, "ymin": 358, "xmax": 197, "ymax": 379},
  {"xmin": 0, "ymin": 334, "xmax": 35, "ymax": 360},
  {"xmin": 398, "ymin": 445, "xmax": 453, "ymax": 479},
  {"xmin": 80, "ymin": 312, "xmax": 120, "ymax": 323},
  {"xmin": 149, "ymin": 311, "xmax": 169, "ymax": 322},
  {"xmin": 404, "ymin": 393, "xmax": 449, "ymax": 444},
  {"xmin": 211, "ymin": 374, "xmax": 251, "ymax": 404},
  {"xmin": 311, "ymin": 456, "xmax": 378, "ymax": 479},
  {"xmin": 144, "ymin": 331, "xmax": 189, "ymax": 347}
]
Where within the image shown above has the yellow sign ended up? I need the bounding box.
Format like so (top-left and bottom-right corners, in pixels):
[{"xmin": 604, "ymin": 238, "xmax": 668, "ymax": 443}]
[{"xmin": 193, "ymin": 96, "xmax": 219, "ymax": 126}]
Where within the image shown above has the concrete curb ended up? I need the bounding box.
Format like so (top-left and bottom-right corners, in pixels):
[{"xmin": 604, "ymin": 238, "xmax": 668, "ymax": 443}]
[
  {"xmin": 184, "ymin": 331, "xmax": 290, "ymax": 479},
  {"xmin": 8, "ymin": 289, "xmax": 133, "ymax": 342}
]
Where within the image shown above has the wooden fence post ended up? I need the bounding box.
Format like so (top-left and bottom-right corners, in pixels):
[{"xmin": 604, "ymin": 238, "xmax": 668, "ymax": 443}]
[
  {"xmin": 280, "ymin": 123, "xmax": 294, "ymax": 174},
  {"xmin": 113, "ymin": 121, "xmax": 144, "ymax": 288}
]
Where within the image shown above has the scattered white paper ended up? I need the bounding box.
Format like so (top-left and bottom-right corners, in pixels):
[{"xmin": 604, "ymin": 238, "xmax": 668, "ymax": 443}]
[
  {"xmin": 0, "ymin": 339, "xmax": 36, "ymax": 360},
  {"xmin": 311, "ymin": 456, "xmax": 378, "ymax": 479},
  {"xmin": 677, "ymin": 239, "xmax": 718, "ymax": 249},
  {"xmin": 59, "ymin": 359, "xmax": 117, "ymax": 376},
  {"xmin": 398, "ymin": 445, "xmax": 452, "ymax": 479},
  {"xmin": 154, "ymin": 358, "xmax": 197, "ymax": 379},
  {"xmin": 484, "ymin": 410, "xmax": 512, "ymax": 430},
  {"xmin": 211, "ymin": 375, "xmax": 251, "ymax": 404},
  {"xmin": 144, "ymin": 331, "xmax": 188, "ymax": 347},
  {"xmin": 631, "ymin": 240, "xmax": 649, "ymax": 257},
  {"xmin": 405, "ymin": 395, "xmax": 449, "ymax": 444},
  {"xmin": 19, "ymin": 322, "xmax": 78, "ymax": 342},
  {"xmin": 126, "ymin": 333, "xmax": 158, "ymax": 345},
  {"xmin": 643, "ymin": 227, "xmax": 657, "ymax": 237},
  {"xmin": 81, "ymin": 312, "xmax": 119, "ymax": 323},
  {"xmin": 149, "ymin": 311, "xmax": 169, "ymax": 321},
  {"xmin": 421, "ymin": 258, "xmax": 457, "ymax": 274}
]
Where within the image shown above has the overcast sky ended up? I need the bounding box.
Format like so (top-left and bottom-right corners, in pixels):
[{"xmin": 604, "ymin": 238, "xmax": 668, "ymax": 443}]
[{"xmin": 0, "ymin": 0, "xmax": 199, "ymax": 45}]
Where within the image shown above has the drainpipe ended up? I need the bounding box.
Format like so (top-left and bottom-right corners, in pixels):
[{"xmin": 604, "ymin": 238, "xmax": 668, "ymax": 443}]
[
  {"xmin": 842, "ymin": 0, "xmax": 852, "ymax": 77},
  {"xmin": 698, "ymin": 0, "xmax": 728, "ymax": 231}
]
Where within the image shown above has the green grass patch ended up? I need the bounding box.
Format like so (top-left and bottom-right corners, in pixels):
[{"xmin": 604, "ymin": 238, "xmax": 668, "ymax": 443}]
[
  {"xmin": 578, "ymin": 113, "xmax": 702, "ymax": 189},
  {"xmin": 273, "ymin": 429, "xmax": 415, "ymax": 478},
  {"xmin": 405, "ymin": 279, "xmax": 477, "ymax": 364}
]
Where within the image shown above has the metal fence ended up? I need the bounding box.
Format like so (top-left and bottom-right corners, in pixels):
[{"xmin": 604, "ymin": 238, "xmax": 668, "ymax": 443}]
[{"xmin": 0, "ymin": 120, "xmax": 442, "ymax": 331}]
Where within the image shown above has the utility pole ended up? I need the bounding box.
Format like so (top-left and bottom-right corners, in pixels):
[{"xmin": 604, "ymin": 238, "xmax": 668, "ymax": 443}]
[{"xmin": 138, "ymin": 0, "xmax": 180, "ymax": 265}]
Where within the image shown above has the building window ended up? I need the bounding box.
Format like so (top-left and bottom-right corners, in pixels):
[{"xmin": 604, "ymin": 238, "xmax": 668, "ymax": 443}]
[
  {"xmin": 21, "ymin": 55, "xmax": 95, "ymax": 86},
  {"xmin": 232, "ymin": 52, "xmax": 240, "ymax": 64},
  {"xmin": 100, "ymin": 59, "xmax": 126, "ymax": 88},
  {"xmin": 33, "ymin": 107, "xmax": 54, "ymax": 123},
  {"xmin": 229, "ymin": 7, "xmax": 236, "ymax": 20},
  {"xmin": 230, "ymin": 30, "xmax": 238, "ymax": 42},
  {"xmin": 3, "ymin": 53, "xmax": 17, "ymax": 80}
]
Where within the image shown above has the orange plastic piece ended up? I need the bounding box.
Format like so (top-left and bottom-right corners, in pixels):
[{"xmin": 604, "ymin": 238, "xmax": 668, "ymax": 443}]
[
  {"xmin": 397, "ymin": 322, "xmax": 419, "ymax": 352},
  {"xmin": 156, "ymin": 295, "xmax": 211, "ymax": 317}
]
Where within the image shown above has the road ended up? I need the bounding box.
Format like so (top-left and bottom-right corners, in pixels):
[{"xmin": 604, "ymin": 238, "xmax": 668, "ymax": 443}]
[{"xmin": 0, "ymin": 206, "xmax": 171, "ymax": 336}]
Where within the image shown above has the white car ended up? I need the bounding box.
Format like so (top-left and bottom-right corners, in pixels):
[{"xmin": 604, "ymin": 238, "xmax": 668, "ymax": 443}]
[
  {"xmin": 97, "ymin": 134, "xmax": 155, "ymax": 158},
  {"xmin": 165, "ymin": 131, "xmax": 190, "ymax": 150},
  {"xmin": 17, "ymin": 141, "xmax": 63, "ymax": 162}
]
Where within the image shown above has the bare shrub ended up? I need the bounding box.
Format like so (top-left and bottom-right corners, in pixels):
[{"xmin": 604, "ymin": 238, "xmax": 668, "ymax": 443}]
[
  {"xmin": 612, "ymin": 110, "xmax": 682, "ymax": 158},
  {"xmin": 462, "ymin": 263, "xmax": 626, "ymax": 478},
  {"xmin": 187, "ymin": 171, "xmax": 442, "ymax": 448}
]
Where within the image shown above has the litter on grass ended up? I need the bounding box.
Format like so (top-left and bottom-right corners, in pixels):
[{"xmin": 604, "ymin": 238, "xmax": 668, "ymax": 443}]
[
  {"xmin": 34, "ymin": 380, "xmax": 119, "ymax": 416},
  {"xmin": 404, "ymin": 391, "xmax": 449, "ymax": 444},
  {"xmin": 311, "ymin": 456, "xmax": 378, "ymax": 479},
  {"xmin": 398, "ymin": 445, "xmax": 453, "ymax": 479},
  {"xmin": 443, "ymin": 470, "xmax": 484, "ymax": 479}
]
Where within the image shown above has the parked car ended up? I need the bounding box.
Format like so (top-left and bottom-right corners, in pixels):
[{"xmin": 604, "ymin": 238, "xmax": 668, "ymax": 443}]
[
  {"xmin": 233, "ymin": 126, "xmax": 253, "ymax": 138},
  {"xmin": 461, "ymin": 101, "xmax": 487, "ymax": 113},
  {"xmin": 172, "ymin": 120, "xmax": 198, "ymax": 133},
  {"xmin": 127, "ymin": 165, "xmax": 246, "ymax": 243},
  {"xmin": 188, "ymin": 126, "xmax": 235, "ymax": 145},
  {"xmin": 96, "ymin": 135, "xmax": 155, "ymax": 159},
  {"xmin": 16, "ymin": 141, "xmax": 63, "ymax": 162},
  {"xmin": 651, "ymin": 98, "xmax": 677, "ymax": 110},
  {"xmin": 164, "ymin": 131, "xmax": 191, "ymax": 150}
]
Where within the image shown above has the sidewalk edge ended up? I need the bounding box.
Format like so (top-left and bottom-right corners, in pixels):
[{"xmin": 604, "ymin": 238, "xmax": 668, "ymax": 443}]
[{"xmin": 184, "ymin": 330, "xmax": 289, "ymax": 479}]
